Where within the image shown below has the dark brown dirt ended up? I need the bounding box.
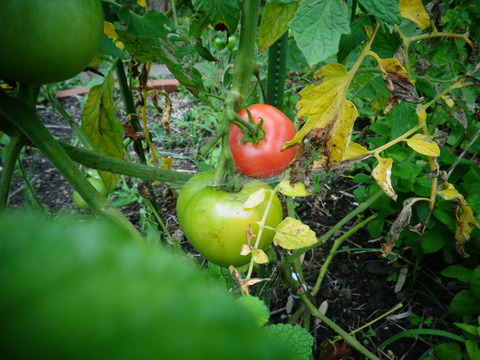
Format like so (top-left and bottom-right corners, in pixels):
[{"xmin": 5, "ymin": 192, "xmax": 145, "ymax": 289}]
[{"xmin": 3, "ymin": 93, "xmax": 462, "ymax": 360}]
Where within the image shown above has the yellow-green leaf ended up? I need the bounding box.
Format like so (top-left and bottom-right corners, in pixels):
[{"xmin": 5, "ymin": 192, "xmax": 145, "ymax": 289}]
[
  {"xmin": 258, "ymin": 1, "xmax": 297, "ymax": 53},
  {"xmin": 438, "ymin": 182, "xmax": 480, "ymax": 256},
  {"xmin": 406, "ymin": 134, "xmax": 440, "ymax": 157},
  {"xmin": 277, "ymin": 181, "xmax": 308, "ymax": 197},
  {"xmin": 284, "ymin": 63, "xmax": 358, "ymax": 169},
  {"xmin": 273, "ymin": 217, "xmax": 317, "ymax": 250},
  {"xmin": 244, "ymin": 189, "xmax": 266, "ymax": 210},
  {"xmin": 371, "ymin": 157, "xmax": 397, "ymax": 200},
  {"xmin": 81, "ymin": 72, "xmax": 124, "ymax": 192},
  {"xmin": 399, "ymin": 0, "xmax": 430, "ymax": 30},
  {"xmin": 341, "ymin": 141, "xmax": 369, "ymax": 161},
  {"xmin": 417, "ymin": 107, "xmax": 427, "ymax": 124},
  {"xmin": 252, "ymin": 249, "xmax": 269, "ymax": 264}
]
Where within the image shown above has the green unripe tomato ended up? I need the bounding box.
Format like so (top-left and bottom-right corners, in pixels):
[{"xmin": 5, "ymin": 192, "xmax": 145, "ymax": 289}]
[
  {"xmin": 0, "ymin": 0, "xmax": 104, "ymax": 84},
  {"xmin": 213, "ymin": 37, "xmax": 227, "ymax": 51},
  {"xmin": 227, "ymin": 34, "xmax": 239, "ymax": 49},
  {"xmin": 176, "ymin": 170, "xmax": 283, "ymax": 267},
  {"xmin": 72, "ymin": 177, "xmax": 107, "ymax": 210}
]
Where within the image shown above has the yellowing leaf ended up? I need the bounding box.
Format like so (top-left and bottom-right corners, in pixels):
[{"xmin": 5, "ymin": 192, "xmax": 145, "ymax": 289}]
[
  {"xmin": 371, "ymin": 157, "xmax": 397, "ymax": 200},
  {"xmin": 240, "ymin": 245, "xmax": 269, "ymax": 264},
  {"xmin": 406, "ymin": 134, "xmax": 440, "ymax": 157},
  {"xmin": 285, "ymin": 63, "xmax": 358, "ymax": 169},
  {"xmin": 240, "ymin": 244, "xmax": 251, "ymax": 256},
  {"xmin": 399, "ymin": 0, "xmax": 430, "ymax": 30},
  {"xmin": 277, "ymin": 181, "xmax": 308, "ymax": 197},
  {"xmin": 442, "ymin": 95, "xmax": 455, "ymax": 108},
  {"xmin": 438, "ymin": 182, "xmax": 480, "ymax": 256},
  {"xmin": 103, "ymin": 21, "xmax": 124, "ymax": 49},
  {"xmin": 258, "ymin": 1, "xmax": 298, "ymax": 53},
  {"xmin": 244, "ymin": 189, "xmax": 266, "ymax": 210},
  {"xmin": 341, "ymin": 141, "xmax": 369, "ymax": 161},
  {"xmin": 252, "ymin": 249, "xmax": 269, "ymax": 264},
  {"xmin": 81, "ymin": 72, "xmax": 124, "ymax": 192},
  {"xmin": 438, "ymin": 184, "xmax": 462, "ymax": 201},
  {"xmin": 273, "ymin": 217, "xmax": 317, "ymax": 250},
  {"xmin": 104, "ymin": 22, "xmax": 117, "ymax": 38},
  {"xmin": 416, "ymin": 107, "xmax": 427, "ymax": 124},
  {"xmin": 378, "ymin": 58, "xmax": 423, "ymax": 105}
]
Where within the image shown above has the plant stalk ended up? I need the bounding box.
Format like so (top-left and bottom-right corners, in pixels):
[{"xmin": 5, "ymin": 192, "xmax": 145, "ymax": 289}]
[{"xmin": 0, "ymin": 86, "xmax": 144, "ymax": 242}]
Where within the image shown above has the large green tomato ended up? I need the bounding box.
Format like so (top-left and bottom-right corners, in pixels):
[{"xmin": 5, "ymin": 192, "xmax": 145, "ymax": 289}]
[
  {"xmin": 0, "ymin": 0, "xmax": 104, "ymax": 84},
  {"xmin": 177, "ymin": 170, "xmax": 283, "ymax": 267}
]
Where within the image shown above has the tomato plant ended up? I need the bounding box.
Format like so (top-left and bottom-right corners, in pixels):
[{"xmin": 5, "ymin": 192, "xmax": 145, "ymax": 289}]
[
  {"xmin": 230, "ymin": 104, "xmax": 297, "ymax": 178},
  {"xmin": 72, "ymin": 177, "xmax": 107, "ymax": 210},
  {"xmin": 176, "ymin": 170, "xmax": 283, "ymax": 267},
  {"xmin": 0, "ymin": 0, "xmax": 104, "ymax": 84}
]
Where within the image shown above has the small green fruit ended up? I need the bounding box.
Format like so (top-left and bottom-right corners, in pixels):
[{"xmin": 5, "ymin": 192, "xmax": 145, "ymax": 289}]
[{"xmin": 72, "ymin": 177, "xmax": 107, "ymax": 210}]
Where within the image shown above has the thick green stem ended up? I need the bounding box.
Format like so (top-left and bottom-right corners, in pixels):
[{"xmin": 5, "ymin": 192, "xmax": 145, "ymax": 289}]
[
  {"xmin": 214, "ymin": 0, "xmax": 260, "ymax": 183},
  {"xmin": 228, "ymin": 0, "xmax": 261, "ymax": 111},
  {"xmin": 0, "ymin": 132, "xmax": 25, "ymax": 209},
  {"xmin": 60, "ymin": 142, "xmax": 191, "ymax": 185},
  {"xmin": 0, "ymin": 86, "xmax": 144, "ymax": 242}
]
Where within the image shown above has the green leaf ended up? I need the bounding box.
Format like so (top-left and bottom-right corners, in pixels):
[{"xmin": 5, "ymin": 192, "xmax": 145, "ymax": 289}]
[
  {"xmin": 235, "ymin": 295, "xmax": 270, "ymax": 327},
  {"xmin": 420, "ymin": 230, "xmax": 445, "ymax": 254},
  {"xmin": 337, "ymin": 16, "xmax": 372, "ymax": 63},
  {"xmin": 441, "ymin": 265, "xmax": 472, "ymax": 283},
  {"xmin": 289, "ymin": 0, "xmax": 350, "ymax": 66},
  {"xmin": 453, "ymin": 322, "xmax": 479, "ymax": 336},
  {"xmin": 191, "ymin": 0, "xmax": 239, "ymax": 34},
  {"xmin": 471, "ymin": 266, "xmax": 480, "ymax": 298},
  {"xmin": 368, "ymin": 217, "xmax": 384, "ymax": 238},
  {"xmin": 433, "ymin": 209, "xmax": 456, "ymax": 231},
  {"xmin": 259, "ymin": 1, "xmax": 298, "ymax": 53},
  {"xmin": 466, "ymin": 339, "xmax": 480, "ymax": 360},
  {"xmin": 116, "ymin": 9, "xmax": 210, "ymax": 104},
  {"xmin": 358, "ymin": 0, "xmax": 401, "ymax": 25},
  {"xmin": 449, "ymin": 289, "xmax": 480, "ymax": 317},
  {"xmin": 388, "ymin": 102, "xmax": 417, "ymax": 139},
  {"xmin": 264, "ymin": 324, "xmax": 314, "ymax": 360},
  {"xmin": 81, "ymin": 72, "xmax": 123, "ymax": 192},
  {"xmin": 379, "ymin": 329, "xmax": 465, "ymax": 349},
  {"xmin": 432, "ymin": 342, "xmax": 463, "ymax": 360}
]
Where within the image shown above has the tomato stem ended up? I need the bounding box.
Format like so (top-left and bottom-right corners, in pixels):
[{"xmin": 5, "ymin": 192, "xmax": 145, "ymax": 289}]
[
  {"xmin": 214, "ymin": 0, "xmax": 260, "ymax": 184},
  {"xmin": 0, "ymin": 132, "xmax": 25, "ymax": 209},
  {"xmin": 0, "ymin": 85, "xmax": 144, "ymax": 242}
]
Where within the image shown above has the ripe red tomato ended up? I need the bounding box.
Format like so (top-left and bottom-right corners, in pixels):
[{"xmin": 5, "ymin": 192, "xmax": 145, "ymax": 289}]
[
  {"xmin": 176, "ymin": 170, "xmax": 283, "ymax": 267},
  {"xmin": 229, "ymin": 104, "xmax": 296, "ymax": 178}
]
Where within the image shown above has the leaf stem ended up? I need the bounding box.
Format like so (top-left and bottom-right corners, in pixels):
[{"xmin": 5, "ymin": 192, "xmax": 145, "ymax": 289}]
[
  {"xmin": 311, "ymin": 214, "xmax": 377, "ymax": 296},
  {"xmin": 288, "ymin": 189, "xmax": 384, "ymax": 262}
]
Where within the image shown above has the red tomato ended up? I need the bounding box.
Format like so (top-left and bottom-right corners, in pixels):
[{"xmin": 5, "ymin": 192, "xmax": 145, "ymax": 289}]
[{"xmin": 229, "ymin": 104, "xmax": 297, "ymax": 178}]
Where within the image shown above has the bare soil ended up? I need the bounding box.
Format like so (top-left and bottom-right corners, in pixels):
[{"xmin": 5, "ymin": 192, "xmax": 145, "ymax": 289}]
[{"xmin": 4, "ymin": 93, "xmax": 464, "ymax": 360}]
